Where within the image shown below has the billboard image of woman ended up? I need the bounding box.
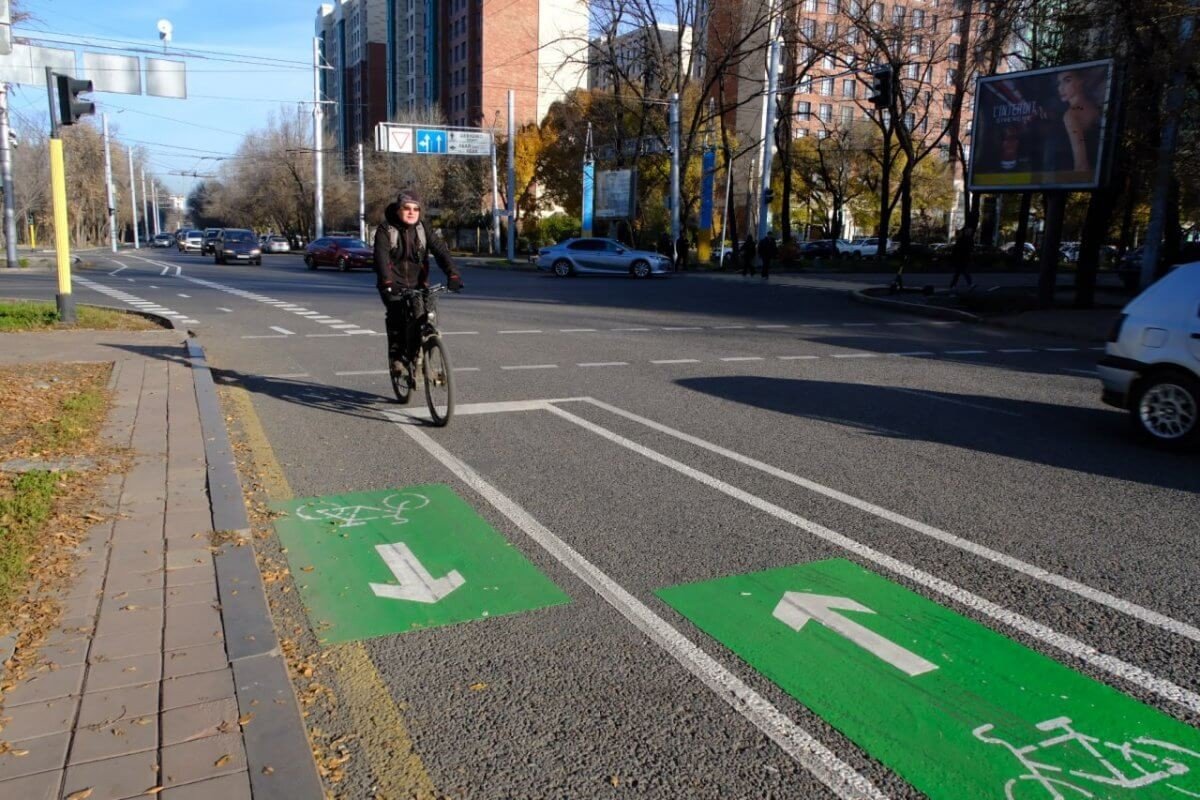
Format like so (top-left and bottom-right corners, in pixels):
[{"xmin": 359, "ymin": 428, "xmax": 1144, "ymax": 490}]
[{"xmin": 968, "ymin": 60, "xmax": 1114, "ymax": 191}]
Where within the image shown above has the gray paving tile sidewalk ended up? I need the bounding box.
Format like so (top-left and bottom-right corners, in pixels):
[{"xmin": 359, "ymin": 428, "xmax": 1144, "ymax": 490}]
[{"xmin": 0, "ymin": 331, "xmax": 274, "ymax": 799}]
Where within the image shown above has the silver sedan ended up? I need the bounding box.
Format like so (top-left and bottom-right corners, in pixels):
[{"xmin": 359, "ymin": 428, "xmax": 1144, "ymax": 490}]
[{"xmin": 536, "ymin": 238, "xmax": 672, "ymax": 278}]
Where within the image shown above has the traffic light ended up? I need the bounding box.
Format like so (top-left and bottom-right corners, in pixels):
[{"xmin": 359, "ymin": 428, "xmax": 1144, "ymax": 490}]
[
  {"xmin": 56, "ymin": 74, "xmax": 95, "ymax": 126},
  {"xmin": 868, "ymin": 67, "xmax": 894, "ymax": 110}
]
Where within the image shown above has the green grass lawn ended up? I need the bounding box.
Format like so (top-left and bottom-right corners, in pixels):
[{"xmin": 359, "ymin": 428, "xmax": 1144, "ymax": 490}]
[
  {"xmin": 0, "ymin": 471, "xmax": 62, "ymax": 609},
  {"xmin": 0, "ymin": 299, "xmax": 160, "ymax": 332}
]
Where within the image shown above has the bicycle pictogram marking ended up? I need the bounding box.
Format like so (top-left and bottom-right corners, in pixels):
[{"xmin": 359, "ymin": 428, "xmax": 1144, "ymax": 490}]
[
  {"xmin": 294, "ymin": 492, "xmax": 431, "ymax": 528},
  {"xmin": 974, "ymin": 716, "xmax": 1200, "ymax": 799}
]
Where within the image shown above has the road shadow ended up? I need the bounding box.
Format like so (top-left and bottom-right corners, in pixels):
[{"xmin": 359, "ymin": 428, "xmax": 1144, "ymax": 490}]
[
  {"xmin": 676, "ymin": 375, "xmax": 1198, "ymax": 492},
  {"xmin": 807, "ymin": 334, "xmax": 1101, "ymax": 378}
]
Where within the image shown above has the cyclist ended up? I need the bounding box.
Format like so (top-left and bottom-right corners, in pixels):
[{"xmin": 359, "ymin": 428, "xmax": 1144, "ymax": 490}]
[{"xmin": 373, "ymin": 191, "xmax": 463, "ymax": 373}]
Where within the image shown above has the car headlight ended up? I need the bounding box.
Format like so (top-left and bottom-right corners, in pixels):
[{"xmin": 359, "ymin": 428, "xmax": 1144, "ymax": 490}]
[
  {"xmin": 251, "ymin": 249, "xmax": 261, "ymax": 255},
  {"xmin": 223, "ymin": 249, "xmax": 235, "ymax": 254}
]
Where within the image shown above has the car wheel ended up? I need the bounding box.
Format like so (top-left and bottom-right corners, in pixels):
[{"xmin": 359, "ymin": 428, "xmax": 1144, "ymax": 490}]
[
  {"xmin": 337, "ymin": 256, "xmax": 350, "ymax": 272},
  {"xmin": 631, "ymin": 259, "xmax": 651, "ymax": 278},
  {"xmin": 1131, "ymin": 370, "xmax": 1200, "ymax": 450},
  {"xmin": 305, "ymin": 255, "xmax": 316, "ymax": 270},
  {"xmin": 552, "ymin": 258, "xmax": 573, "ymax": 277},
  {"xmin": 254, "ymin": 258, "xmax": 262, "ymax": 266},
  {"xmin": 214, "ymin": 255, "xmax": 221, "ymax": 264}
]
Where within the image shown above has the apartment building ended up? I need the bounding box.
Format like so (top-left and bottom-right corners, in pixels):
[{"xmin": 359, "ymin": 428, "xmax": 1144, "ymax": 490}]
[
  {"xmin": 316, "ymin": 0, "xmax": 389, "ymax": 156},
  {"xmin": 381, "ymin": 0, "xmax": 588, "ymax": 132},
  {"xmin": 588, "ymin": 23, "xmax": 696, "ymax": 93}
]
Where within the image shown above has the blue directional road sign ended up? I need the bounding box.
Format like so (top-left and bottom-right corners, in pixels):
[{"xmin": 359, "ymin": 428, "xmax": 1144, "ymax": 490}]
[{"xmin": 415, "ymin": 128, "xmax": 447, "ymax": 154}]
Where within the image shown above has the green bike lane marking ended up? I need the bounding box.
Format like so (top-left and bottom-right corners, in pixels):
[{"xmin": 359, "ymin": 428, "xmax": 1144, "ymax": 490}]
[
  {"xmin": 657, "ymin": 559, "xmax": 1200, "ymax": 799},
  {"xmin": 271, "ymin": 484, "xmax": 569, "ymax": 644}
]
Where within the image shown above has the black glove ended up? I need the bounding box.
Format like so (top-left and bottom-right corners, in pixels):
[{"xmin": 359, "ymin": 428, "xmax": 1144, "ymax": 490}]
[{"xmin": 448, "ymin": 274, "xmax": 464, "ymax": 292}]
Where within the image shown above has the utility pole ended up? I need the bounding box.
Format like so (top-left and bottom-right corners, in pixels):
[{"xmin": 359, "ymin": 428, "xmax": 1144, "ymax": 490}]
[
  {"xmin": 0, "ymin": 83, "xmax": 17, "ymax": 268},
  {"xmin": 45, "ymin": 68, "xmax": 74, "ymax": 322},
  {"xmin": 506, "ymin": 89, "xmax": 515, "ymax": 262},
  {"xmin": 102, "ymin": 113, "xmax": 116, "ymax": 253},
  {"xmin": 669, "ymin": 92, "xmax": 681, "ymax": 243},
  {"xmin": 719, "ymin": 152, "xmax": 734, "ymax": 269},
  {"xmin": 140, "ymin": 169, "xmax": 149, "ymax": 242},
  {"xmin": 489, "ymin": 121, "xmax": 500, "ymax": 253},
  {"xmin": 357, "ymin": 142, "xmax": 365, "ymax": 242},
  {"xmin": 582, "ymin": 122, "xmax": 594, "ymax": 239},
  {"xmin": 757, "ymin": 39, "xmax": 780, "ymax": 242},
  {"xmin": 151, "ymin": 181, "xmax": 160, "ymax": 235},
  {"xmin": 128, "ymin": 148, "xmax": 139, "ymax": 249},
  {"xmin": 313, "ymin": 38, "xmax": 325, "ymax": 240}
]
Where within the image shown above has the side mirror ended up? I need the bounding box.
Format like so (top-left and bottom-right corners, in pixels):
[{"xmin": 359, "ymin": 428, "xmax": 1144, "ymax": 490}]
[{"xmin": 616, "ymin": 247, "xmax": 626, "ymax": 254}]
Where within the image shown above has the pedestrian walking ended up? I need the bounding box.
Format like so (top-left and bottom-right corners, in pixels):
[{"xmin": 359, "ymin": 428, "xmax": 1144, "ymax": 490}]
[
  {"xmin": 675, "ymin": 232, "xmax": 689, "ymax": 272},
  {"xmin": 949, "ymin": 226, "xmax": 976, "ymax": 289},
  {"xmin": 758, "ymin": 231, "xmax": 778, "ymax": 280},
  {"xmin": 741, "ymin": 234, "xmax": 757, "ymax": 276},
  {"xmin": 658, "ymin": 231, "xmax": 673, "ymax": 259}
]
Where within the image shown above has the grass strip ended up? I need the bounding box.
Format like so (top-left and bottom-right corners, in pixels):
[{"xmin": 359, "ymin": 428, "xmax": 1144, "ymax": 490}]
[
  {"xmin": 33, "ymin": 387, "xmax": 108, "ymax": 452},
  {"xmin": 0, "ymin": 300, "xmax": 158, "ymax": 331},
  {"xmin": 0, "ymin": 471, "xmax": 62, "ymax": 606}
]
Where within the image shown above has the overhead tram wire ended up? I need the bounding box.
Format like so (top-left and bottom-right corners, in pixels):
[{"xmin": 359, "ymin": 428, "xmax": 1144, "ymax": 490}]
[{"xmin": 13, "ymin": 28, "xmax": 312, "ymax": 70}]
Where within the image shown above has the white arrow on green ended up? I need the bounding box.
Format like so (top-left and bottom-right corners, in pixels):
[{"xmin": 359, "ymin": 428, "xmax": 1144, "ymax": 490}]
[
  {"xmin": 370, "ymin": 542, "xmax": 465, "ymax": 604},
  {"xmin": 772, "ymin": 592, "xmax": 938, "ymax": 677}
]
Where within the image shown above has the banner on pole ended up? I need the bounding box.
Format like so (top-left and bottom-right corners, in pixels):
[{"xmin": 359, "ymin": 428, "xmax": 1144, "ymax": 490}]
[
  {"xmin": 698, "ymin": 148, "xmax": 715, "ymax": 263},
  {"xmin": 581, "ymin": 160, "xmax": 594, "ymax": 237}
]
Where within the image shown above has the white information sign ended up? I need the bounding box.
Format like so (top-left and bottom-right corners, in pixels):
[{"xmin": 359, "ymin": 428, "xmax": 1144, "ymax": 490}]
[{"xmin": 447, "ymin": 130, "xmax": 491, "ymax": 156}]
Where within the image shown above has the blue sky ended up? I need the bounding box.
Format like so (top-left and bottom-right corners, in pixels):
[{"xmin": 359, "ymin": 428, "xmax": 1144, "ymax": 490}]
[{"xmin": 11, "ymin": 0, "xmax": 315, "ymax": 196}]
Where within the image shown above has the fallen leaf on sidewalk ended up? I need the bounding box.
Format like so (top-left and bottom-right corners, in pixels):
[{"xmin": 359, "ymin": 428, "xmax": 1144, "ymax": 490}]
[
  {"xmin": 469, "ymin": 682, "xmax": 488, "ymax": 691},
  {"xmin": 143, "ymin": 787, "xmax": 164, "ymax": 795},
  {"xmin": 120, "ymin": 604, "xmax": 141, "ymax": 611},
  {"xmin": 261, "ymin": 766, "xmax": 275, "ymax": 775},
  {"xmin": 214, "ymin": 754, "xmax": 231, "ymax": 767},
  {"xmin": 238, "ymin": 712, "xmax": 254, "ymax": 726},
  {"xmin": 10, "ymin": 748, "xmax": 30, "ymax": 756},
  {"xmin": 66, "ymin": 790, "xmax": 94, "ymax": 800},
  {"xmin": 83, "ymin": 513, "xmax": 104, "ymax": 522}
]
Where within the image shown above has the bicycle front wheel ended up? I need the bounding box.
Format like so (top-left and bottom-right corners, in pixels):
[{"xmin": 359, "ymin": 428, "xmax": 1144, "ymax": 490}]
[
  {"xmin": 422, "ymin": 336, "xmax": 454, "ymax": 427},
  {"xmin": 390, "ymin": 358, "xmax": 413, "ymax": 404}
]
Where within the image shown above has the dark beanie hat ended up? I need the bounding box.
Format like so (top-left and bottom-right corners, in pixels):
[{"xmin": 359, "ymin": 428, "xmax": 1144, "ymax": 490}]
[{"xmin": 397, "ymin": 190, "xmax": 422, "ymax": 207}]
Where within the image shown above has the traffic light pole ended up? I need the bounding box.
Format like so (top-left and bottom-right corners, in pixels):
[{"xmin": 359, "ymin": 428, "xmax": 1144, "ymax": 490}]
[{"xmin": 44, "ymin": 68, "xmax": 74, "ymax": 322}]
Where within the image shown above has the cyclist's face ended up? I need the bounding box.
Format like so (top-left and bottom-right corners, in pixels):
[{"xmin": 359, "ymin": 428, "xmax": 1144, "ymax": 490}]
[{"xmin": 401, "ymin": 203, "xmax": 420, "ymax": 223}]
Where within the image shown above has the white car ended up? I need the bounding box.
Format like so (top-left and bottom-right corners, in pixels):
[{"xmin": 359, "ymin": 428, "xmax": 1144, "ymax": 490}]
[
  {"xmin": 536, "ymin": 238, "xmax": 672, "ymax": 278},
  {"xmin": 846, "ymin": 237, "xmax": 899, "ymax": 258},
  {"xmin": 1097, "ymin": 261, "xmax": 1200, "ymax": 449},
  {"xmin": 264, "ymin": 236, "xmax": 291, "ymax": 254}
]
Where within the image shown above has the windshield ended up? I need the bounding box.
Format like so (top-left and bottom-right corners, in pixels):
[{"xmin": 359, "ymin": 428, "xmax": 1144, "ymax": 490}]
[
  {"xmin": 333, "ymin": 237, "xmax": 368, "ymax": 248},
  {"xmin": 225, "ymin": 232, "xmax": 255, "ymax": 243}
]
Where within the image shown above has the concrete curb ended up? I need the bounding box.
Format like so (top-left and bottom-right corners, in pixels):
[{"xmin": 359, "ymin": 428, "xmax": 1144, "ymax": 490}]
[
  {"xmin": 0, "ymin": 297, "xmax": 177, "ymax": 330},
  {"xmin": 186, "ymin": 339, "xmax": 324, "ymax": 800},
  {"xmin": 460, "ymin": 258, "xmax": 540, "ymax": 273},
  {"xmin": 849, "ymin": 288, "xmax": 983, "ymax": 323}
]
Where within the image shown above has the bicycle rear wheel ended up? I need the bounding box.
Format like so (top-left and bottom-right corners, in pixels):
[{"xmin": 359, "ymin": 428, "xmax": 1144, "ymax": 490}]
[
  {"xmin": 422, "ymin": 336, "xmax": 454, "ymax": 426},
  {"xmin": 390, "ymin": 357, "xmax": 413, "ymax": 404}
]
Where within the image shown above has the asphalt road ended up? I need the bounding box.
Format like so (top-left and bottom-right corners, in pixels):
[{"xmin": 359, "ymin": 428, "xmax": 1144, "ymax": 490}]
[{"xmin": 4, "ymin": 249, "xmax": 1198, "ymax": 799}]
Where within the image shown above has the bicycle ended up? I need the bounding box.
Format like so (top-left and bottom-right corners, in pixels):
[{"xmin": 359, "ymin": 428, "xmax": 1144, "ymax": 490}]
[
  {"xmin": 387, "ymin": 284, "xmax": 455, "ymax": 426},
  {"xmin": 973, "ymin": 716, "xmax": 1200, "ymax": 799}
]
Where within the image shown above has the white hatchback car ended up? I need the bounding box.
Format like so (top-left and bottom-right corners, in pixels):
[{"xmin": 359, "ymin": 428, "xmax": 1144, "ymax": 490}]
[{"xmin": 1098, "ymin": 262, "xmax": 1200, "ymax": 449}]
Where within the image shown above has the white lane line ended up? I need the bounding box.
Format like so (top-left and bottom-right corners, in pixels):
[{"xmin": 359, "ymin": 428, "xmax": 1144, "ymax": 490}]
[
  {"xmin": 832, "ymin": 353, "xmax": 878, "ymax": 359},
  {"xmin": 1066, "ymin": 368, "xmax": 1100, "ymax": 377},
  {"xmin": 611, "ymin": 327, "xmax": 651, "ymax": 332},
  {"xmin": 346, "ymin": 329, "xmax": 375, "ymax": 335},
  {"xmin": 756, "ymin": 324, "xmax": 790, "ymax": 329},
  {"xmin": 662, "ymin": 326, "xmax": 702, "ymax": 331},
  {"xmin": 887, "ymin": 386, "xmax": 1022, "ymax": 418},
  {"xmin": 551, "ymin": 401, "xmax": 1200, "ymax": 714},
  {"xmin": 270, "ymin": 326, "xmax": 295, "ymax": 335},
  {"xmin": 320, "ymin": 319, "xmax": 346, "ymax": 324},
  {"xmin": 107, "ymin": 264, "xmax": 128, "ymax": 276},
  {"xmin": 651, "ymin": 359, "xmax": 701, "ymax": 365},
  {"xmin": 264, "ymin": 373, "xmax": 311, "ymax": 379},
  {"xmin": 501, "ymin": 364, "xmax": 558, "ymax": 370},
  {"xmin": 1090, "ymin": 346, "xmax": 1106, "ymax": 351},
  {"xmin": 178, "ymin": 293, "xmax": 191, "ymax": 298},
  {"xmin": 842, "ymin": 323, "xmax": 878, "ymax": 327},
  {"xmin": 149, "ymin": 285, "xmax": 159, "ymax": 289},
  {"xmin": 720, "ymin": 356, "xmax": 765, "ymax": 362},
  {"xmin": 217, "ymin": 307, "xmax": 233, "ymax": 313},
  {"xmin": 499, "ymin": 329, "xmax": 544, "ymax": 334},
  {"xmin": 779, "ymin": 355, "xmax": 820, "ymax": 360},
  {"xmin": 890, "ymin": 351, "xmax": 935, "ymax": 356},
  {"xmin": 388, "ymin": 416, "xmax": 887, "ymax": 800},
  {"xmin": 560, "ymin": 328, "xmax": 598, "ymax": 333},
  {"xmin": 126, "ymin": 278, "xmax": 135, "ymax": 282},
  {"xmin": 306, "ymin": 333, "xmax": 351, "ymax": 338},
  {"xmin": 295, "ymin": 311, "xmax": 321, "ymax": 316},
  {"xmin": 714, "ymin": 325, "xmax": 747, "ymax": 329},
  {"xmin": 442, "ymin": 331, "xmax": 479, "ymax": 335},
  {"xmin": 998, "ymin": 348, "xmax": 1036, "ymax": 354},
  {"xmin": 1045, "ymin": 347, "xmax": 1081, "ymax": 353},
  {"xmin": 578, "ymin": 361, "xmax": 629, "ymax": 367},
  {"xmin": 944, "ymin": 350, "xmax": 987, "ymax": 355},
  {"xmin": 241, "ymin": 334, "xmax": 288, "ymax": 339},
  {"xmin": 335, "ymin": 369, "xmax": 388, "ymax": 376},
  {"xmin": 330, "ymin": 324, "xmax": 359, "ymax": 330},
  {"xmin": 453, "ymin": 367, "xmax": 481, "ymax": 372},
  {"xmin": 886, "ymin": 322, "xmax": 921, "ymax": 326},
  {"xmin": 310, "ymin": 316, "xmax": 332, "ymax": 321}
]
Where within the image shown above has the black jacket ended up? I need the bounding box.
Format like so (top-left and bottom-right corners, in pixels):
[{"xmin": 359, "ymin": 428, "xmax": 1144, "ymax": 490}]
[{"xmin": 372, "ymin": 204, "xmax": 457, "ymax": 291}]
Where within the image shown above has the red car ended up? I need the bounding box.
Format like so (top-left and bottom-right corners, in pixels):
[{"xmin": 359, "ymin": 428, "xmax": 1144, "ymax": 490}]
[{"xmin": 304, "ymin": 236, "xmax": 374, "ymax": 271}]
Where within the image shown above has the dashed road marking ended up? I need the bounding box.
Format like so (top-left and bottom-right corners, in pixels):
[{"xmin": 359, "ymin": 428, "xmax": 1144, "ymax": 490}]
[
  {"xmin": 501, "ymin": 364, "xmax": 558, "ymax": 370},
  {"xmin": 499, "ymin": 329, "xmax": 544, "ymax": 334},
  {"xmin": 720, "ymin": 356, "xmax": 765, "ymax": 362},
  {"xmin": 578, "ymin": 361, "xmax": 629, "ymax": 368},
  {"xmin": 270, "ymin": 326, "xmax": 295, "ymax": 335},
  {"xmin": 651, "ymin": 359, "xmax": 701, "ymax": 365}
]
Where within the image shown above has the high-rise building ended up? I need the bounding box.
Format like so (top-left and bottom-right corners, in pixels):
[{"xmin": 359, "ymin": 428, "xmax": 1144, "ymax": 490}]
[
  {"xmin": 384, "ymin": 0, "xmax": 589, "ymax": 130},
  {"xmin": 316, "ymin": 0, "xmax": 390, "ymax": 157},
  {"xmin": 588, "ymin": 23, "xmax": 695, "ymax": 93}
]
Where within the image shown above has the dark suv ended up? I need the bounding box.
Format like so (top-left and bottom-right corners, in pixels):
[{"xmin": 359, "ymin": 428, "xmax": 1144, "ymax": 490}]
[
  {"xmin": 214, "ymin": 229, "xmax": 262, "ymax": 265},
  {"xmin": 201, "ymin": 228, "xmax": 222, "ymax": 255}
]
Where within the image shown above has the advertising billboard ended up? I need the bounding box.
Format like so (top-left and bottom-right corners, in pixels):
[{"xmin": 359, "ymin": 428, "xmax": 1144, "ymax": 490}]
[
  {"xmin": 968, "ymin": 60, "xmax": 1115, "ymax": 192},
  {"xmin": 595, "ymin": 169, "xmax": 635, "ymax": 219}
]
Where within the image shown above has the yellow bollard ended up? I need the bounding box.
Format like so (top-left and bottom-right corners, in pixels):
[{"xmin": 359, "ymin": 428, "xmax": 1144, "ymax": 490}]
[{"xmin": 49, "ymin": 137, "xmax": 74, "ymax": 322}]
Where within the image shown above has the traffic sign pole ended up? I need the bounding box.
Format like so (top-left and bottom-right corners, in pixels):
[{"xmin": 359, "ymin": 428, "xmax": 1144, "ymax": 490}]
[{"xmin": 506, "ymin": 89, "xmax": 515, "ymax": 263}]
